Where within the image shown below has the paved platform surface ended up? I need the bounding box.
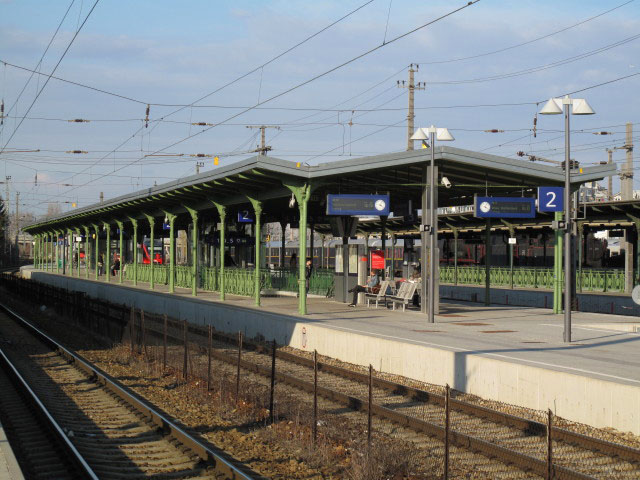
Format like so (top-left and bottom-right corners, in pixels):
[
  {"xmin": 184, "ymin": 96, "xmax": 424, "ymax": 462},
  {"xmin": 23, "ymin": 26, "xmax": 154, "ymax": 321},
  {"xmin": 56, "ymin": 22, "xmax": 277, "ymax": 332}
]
[
  {"xmin": 26, "ymin": 268, "xmax": 640, "ymax": 388},
  {"xmin": 0, "ymin": 421, "xmax": 23, "ymax": 480}
]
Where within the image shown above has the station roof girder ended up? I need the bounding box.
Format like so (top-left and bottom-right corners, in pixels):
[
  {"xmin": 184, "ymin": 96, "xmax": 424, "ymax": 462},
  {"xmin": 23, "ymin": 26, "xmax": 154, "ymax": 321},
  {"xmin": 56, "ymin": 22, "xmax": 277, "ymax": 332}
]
[{"xmin": 23, "ymin": 147, "xmax": 616, "ymax": 235}]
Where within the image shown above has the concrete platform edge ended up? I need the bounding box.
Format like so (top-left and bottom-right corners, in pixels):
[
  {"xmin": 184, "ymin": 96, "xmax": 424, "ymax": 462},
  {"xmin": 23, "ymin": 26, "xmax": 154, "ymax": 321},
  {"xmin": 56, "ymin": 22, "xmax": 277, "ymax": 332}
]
[{"xmin": 25, "ymin": 270, "xmax": 640, "ymax": 436}]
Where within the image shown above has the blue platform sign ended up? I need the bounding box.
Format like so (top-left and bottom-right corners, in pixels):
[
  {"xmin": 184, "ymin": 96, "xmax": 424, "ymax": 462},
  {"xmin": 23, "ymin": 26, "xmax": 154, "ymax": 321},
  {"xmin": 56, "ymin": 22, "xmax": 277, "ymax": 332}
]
[
  {"xmin": 474, "ymin": 196, "xmax": 536, "ymax": 218},
  {"xmin": 537, "ymin": 186, "xmax": 564, "ymax": 212},
  {"xmin": 326, "ymin": 194, "xmax": 390, "ymax": 216},
  {"xmin": 237, "ymin": 209, "xmax": 253, "ymax": 223}
]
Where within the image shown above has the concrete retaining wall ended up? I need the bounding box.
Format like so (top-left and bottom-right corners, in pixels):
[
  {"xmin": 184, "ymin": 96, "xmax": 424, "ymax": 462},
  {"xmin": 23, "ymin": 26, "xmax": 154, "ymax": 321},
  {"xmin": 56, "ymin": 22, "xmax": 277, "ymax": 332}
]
[
  {"xmin": 27, "ymin": 270, "xmax": 640, "ymax": 436},
  {"xmin": 440, "ymin": 284, "xmax": 639, "ymax": 316}
]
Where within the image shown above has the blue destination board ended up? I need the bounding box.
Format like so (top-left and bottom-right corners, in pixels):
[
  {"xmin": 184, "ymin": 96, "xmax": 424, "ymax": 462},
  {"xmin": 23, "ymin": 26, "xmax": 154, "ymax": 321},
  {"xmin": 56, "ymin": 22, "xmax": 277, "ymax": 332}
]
[
  {"xmin": 537, "ymin": 186, "xmax": 564, "ymax": 212},
  {"xmin": 326, "ymin": 194, "xmax": 390, "ymax": 216},
  {"xmin": 474, "ymin": 196, "xmax": 536, "ymax": 218}
]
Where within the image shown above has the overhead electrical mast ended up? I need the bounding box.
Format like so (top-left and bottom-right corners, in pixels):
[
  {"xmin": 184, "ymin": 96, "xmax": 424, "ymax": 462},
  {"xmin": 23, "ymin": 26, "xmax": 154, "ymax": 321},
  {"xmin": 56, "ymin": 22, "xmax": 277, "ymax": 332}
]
[
  {"xmin": 246, "ymin": 125, "xmax": 281, "ymax": 156},
  {"xmin": 397, "ymin": 64, "xmax": 425, "ymax": 151}
]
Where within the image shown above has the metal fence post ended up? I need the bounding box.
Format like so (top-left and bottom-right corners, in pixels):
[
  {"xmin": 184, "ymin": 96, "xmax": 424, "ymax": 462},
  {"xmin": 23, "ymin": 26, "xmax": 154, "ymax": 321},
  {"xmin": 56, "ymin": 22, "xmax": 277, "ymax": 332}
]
[
  {"xmin": 368, "ymin": 364, "xmax": 373, "ymax": 448},
  {"xmin": 269, "ymin": 339, "xmax": 276, "ymax": 422},
  {"xmin": 444, "ymin": 384, "xmax": 450, "ymax": 480},
  {"xmin": 140, "ymin": 309, "xmax": 147, "ymax": 357},
  {"xmin": 182, "ymin": 320, "xmax": 188, "ymax": 380},
  {"xmin": 129, "ymin": 306, "xmax": 135, "ymax": 354},
  {"xmin": 207, "ymin": 325, "xmax": 212, "ymax": 391},
  {"xmin": 547, "ymin": 409, "xmax": 553, "ymax": 480},
  {"xmin": 163, "ymin": 314, "xmax": 167, "ymax": 372},
  {"xmin": 313, "ymin": 349, "xmax": 318, "ymax": 445},
  {"xmin": 236, "ymin": 331, "xmax": 242, "ymax": 404}
]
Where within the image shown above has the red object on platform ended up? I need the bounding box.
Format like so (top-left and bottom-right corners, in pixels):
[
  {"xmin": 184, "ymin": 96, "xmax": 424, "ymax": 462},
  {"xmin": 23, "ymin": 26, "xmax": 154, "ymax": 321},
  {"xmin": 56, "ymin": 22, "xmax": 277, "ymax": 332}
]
[{"xmin": 371, "ymin": 250, "xmax": 385, "ymax": 270}]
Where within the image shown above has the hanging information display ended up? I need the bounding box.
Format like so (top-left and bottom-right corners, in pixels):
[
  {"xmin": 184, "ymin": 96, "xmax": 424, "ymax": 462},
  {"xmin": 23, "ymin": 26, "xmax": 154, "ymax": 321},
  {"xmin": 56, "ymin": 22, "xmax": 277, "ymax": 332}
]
[
  {"xmin": 326, "ymin": 194, "xmax": 390, "ymax": 216},
  {"xmin": 474, "ymin": 196, "xmax": 536, "ymax": 218}
]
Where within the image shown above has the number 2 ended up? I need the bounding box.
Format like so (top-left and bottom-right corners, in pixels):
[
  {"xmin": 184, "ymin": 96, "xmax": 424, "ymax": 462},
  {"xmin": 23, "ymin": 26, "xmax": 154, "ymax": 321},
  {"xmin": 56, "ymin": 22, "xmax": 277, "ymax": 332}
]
[{"xmin": 546, "ymin": 191, "xmax": 556, "ymax": 208}]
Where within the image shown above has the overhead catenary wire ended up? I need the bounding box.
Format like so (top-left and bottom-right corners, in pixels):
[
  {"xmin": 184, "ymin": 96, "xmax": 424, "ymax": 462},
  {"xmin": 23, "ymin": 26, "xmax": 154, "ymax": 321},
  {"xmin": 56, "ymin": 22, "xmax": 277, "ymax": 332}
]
[
  {"xmin": 0, "ymin": 0, "xmax": 100, "ymax": 156},
  {"xmin": 37, "ymin": 0, "xmax": 482, "ymax": 204},
  {"xmin": 0, "ymin": 0, "xmax": 77, "ymax": 129},
  {"xmin": 416, "ymin": 0, "xmax": 635, "ymax": 65}
]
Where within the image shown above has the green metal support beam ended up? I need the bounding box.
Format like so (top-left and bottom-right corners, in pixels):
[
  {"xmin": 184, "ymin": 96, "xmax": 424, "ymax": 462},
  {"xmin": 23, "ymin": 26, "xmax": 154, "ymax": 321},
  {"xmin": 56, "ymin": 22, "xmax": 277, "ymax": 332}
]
[
  {"xmin": 54, "ymin": 230, "xmax": 60, "ymax": 274},
  {"xmin": 83, "ymin": 226, "xmax": 90, "ymax": 279},
  {"xmin": 247, "ymin": 197, "xmax": 263, "ymax": 306},
  {"xmin": 284, "ymin": 181, "xmax": 312, "ymax": 315},
  {"xmin": 104, "ymin": 222, "xmax": 111, "ymax": 283},
  {"xmin": 143, "ymin": 213, "xmax": 156, "ymax": 290},
  {"xmin": 67, "ymin": 229, "xmax": 73, "ymax": 276},
  {"xmin": 183, "ymin": 206, "xmax": 199, "ymax": 296},
  {"xmin": 627, "ymin": 214, "xmax": 640, "ymax": 286},
  {"xmin": 92, "ymin": 224, "xmax": 99, "ymax": 280},
  {"xmin": 76, "ymin": 229, "xmax": 81, "ymax": 277},
  {"xmin": 162, "ymin": 212, "xmax": 176, "ymax": 293},
  {"xmin": 212, "ymin": 203, "xmax": 226, "ymax": 301},
  {"xmin": 115, "ymin": 220, "xmax": 124, "ymax": 284},
  {"xmin": 127, "ymin": 217, "xmax": 138, "ymax": 286}
]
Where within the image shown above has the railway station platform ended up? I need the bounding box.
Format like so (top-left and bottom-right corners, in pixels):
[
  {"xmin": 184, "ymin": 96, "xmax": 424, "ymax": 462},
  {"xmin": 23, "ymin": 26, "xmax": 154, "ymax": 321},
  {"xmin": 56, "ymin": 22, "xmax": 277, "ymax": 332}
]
[
  {"xmin": 21, "ymin": 266, "xmax": 640, "ymax": 437},
  {"xmin": 0, "ymin": 421, "xmax": 23, "ymax": 480}
]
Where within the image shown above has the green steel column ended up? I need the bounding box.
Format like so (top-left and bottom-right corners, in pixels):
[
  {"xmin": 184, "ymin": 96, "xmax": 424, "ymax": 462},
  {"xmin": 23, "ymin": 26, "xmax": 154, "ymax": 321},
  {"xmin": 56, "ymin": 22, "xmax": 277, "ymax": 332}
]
[
  {"xmin": 93, "ymin": 224, "xmax": 99, "ymax": 280},
  {"xmin": 68, "ymin": 230, "xmax": 73, "ymax": 276},
  {"xmin": 553, "ymin": 211, "xmax": 563, "ymax": 313},
  {"xmin": 485, "ymin": 219, "xmax": 491, "ymax": 306},
  {"xmin": 54, "ymin": 231, "xmax": 59, "ymax": 273},
  {"xmin": 104, "ymin": 223, "xmax": 111, "ymax": 283},
  {"xmin": 35, "ymin": 235, "xmax": 39, "ymax": 268},
  {"xmin": 183, "ymin": 206, "xmax": 199, "ymax": 296},
  {"xmin": 285, "ymin": 182, "xmax": 311, "ymax": 315},
  {"xmin": 248, "ymin": 198, "xmax": 263, "ymax": 306},
  {"xmin": 143, "ymin": 214, "xmax": 155, "ymax": 290},
  {"xmin": 116, "ymin": 221, "xmax": 124, "ymax": 284},
  {"xmin": 128, "ymin": 218, "xmax": 138, "ymax": 286},
  {"xmin": 164, "ymin": 213, "xmax": 176, "ymax": 293},
  {"xmin": 212, "ymin": 203, "xmax": 226, "ymax": 300},
  {"xmin": 83, "ymin": 226, "xmax": 89, "ymax": 279},
  {"xmin": 577, "ymin": 222, "xmax": 584, "ymax": 293},
  {"xmin": 76, "ymin": 229, "xmax": 81, "ymax": 277},
  {"xmin": 48, "ymin": 232, "xmax": 52, "ymax": 271}
]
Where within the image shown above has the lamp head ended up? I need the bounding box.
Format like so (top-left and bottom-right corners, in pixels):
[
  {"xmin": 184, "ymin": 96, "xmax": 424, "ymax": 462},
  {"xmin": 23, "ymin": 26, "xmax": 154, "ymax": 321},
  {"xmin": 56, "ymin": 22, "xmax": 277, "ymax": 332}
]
[
  {"xmin": 436, "ymin": 127, "xmax": 455, "ymax": 141},
  {"xmin": 571, "ymin": 98, "xmax": 595, "ymax": 115},
  {"xmin": 539, "ymin": 98, "xmax": 562, "ymax": 115},
  {"xmin": 410, "ymin": 128, "xmax": 428, "ymax": 140}
]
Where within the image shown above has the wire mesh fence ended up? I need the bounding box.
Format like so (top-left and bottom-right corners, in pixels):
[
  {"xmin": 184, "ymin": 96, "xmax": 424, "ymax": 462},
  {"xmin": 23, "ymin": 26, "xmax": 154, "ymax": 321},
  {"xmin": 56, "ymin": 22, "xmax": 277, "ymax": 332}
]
[{"xmin": 2, "ymin": 273, "xmax": 639, "ymax": 479}]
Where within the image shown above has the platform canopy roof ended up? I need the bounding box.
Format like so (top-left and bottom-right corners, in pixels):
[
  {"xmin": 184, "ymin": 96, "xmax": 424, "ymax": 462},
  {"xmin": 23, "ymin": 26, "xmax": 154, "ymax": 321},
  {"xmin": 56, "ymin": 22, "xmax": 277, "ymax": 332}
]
[{"xmin": 23, "ymin": 146, "xmax": 616, "ymax": 234}]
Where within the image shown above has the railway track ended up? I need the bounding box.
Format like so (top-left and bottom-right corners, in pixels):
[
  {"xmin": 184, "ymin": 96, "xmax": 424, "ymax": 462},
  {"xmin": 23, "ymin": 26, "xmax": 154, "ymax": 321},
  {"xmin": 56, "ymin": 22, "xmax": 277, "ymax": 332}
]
[
  {"xmin": 151, "ymin": 319, "xmax": 640, "ymax": 480},
  {"xmin": 0, "ymin": 303, "xmax": 258, "ymax": 480},
  {"xmin": 0, "ymin": 347, "xmax": 96, "ymax": 479}
]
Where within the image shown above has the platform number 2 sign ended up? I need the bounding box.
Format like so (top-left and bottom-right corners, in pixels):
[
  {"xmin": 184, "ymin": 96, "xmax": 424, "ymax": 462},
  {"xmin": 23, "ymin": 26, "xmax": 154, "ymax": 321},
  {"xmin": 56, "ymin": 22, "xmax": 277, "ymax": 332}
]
[
  {"xmin": 537, "ymin": 187, "xmax": 564, "ymax": 212},
  {"xmin": 237, "ymin": 210, "xmax": 253, "ymax": 223}
]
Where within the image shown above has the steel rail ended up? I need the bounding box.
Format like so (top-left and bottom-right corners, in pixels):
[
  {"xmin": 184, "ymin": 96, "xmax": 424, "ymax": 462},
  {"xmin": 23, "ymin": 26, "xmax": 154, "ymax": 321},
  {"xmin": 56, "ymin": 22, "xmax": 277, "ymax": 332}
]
[
  {"xmin": 0, "ymin": 301, "xmax": 259, "ymax": 480},
  {"xmin": 187, "ymin": 334, "xmax": 594, "ymax": 480},
  {"xmin": 0, "ymin": 346, "xmax": 98, "ymax": 479},
  {"xmin": 208, "ymin": 325, "xmax": 640, "ymax": 466}
]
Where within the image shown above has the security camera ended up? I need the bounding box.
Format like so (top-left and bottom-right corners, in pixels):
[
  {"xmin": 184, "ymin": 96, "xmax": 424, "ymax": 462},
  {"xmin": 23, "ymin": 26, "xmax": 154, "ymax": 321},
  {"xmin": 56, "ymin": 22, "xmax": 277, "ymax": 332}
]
[{"xmin": 441, "ymin": 176, "xmax": 452, "ymax": 188}]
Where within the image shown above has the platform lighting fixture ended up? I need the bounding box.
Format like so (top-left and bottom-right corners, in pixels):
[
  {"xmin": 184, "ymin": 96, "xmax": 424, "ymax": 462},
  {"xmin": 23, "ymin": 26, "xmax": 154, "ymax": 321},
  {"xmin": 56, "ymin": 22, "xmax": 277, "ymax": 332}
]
[
  {"xmin": 410, "ymin": 126, "xmax": 455, "ymax": 323},
  {"xmin": 539, "ymin": 95, "xmax": 595, "ymax": 343}
]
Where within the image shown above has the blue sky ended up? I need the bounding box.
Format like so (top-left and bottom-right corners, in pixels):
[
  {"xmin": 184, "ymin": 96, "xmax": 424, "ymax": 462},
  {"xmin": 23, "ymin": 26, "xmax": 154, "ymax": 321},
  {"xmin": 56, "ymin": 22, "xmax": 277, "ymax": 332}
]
[{"xmin": 1, "ymin": 0, "xmax": 639, "ymax": 215}]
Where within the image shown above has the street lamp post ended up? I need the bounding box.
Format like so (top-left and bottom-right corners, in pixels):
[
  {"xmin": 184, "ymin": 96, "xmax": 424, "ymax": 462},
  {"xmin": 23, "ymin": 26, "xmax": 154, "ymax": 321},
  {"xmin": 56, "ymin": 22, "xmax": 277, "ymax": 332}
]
[
  {"xmin": 410, "ymin": 126, "xmax": 455, "ymax": 323},
  {"xmin": 539, "ymin": 95, "xmax": 595, "ymax": 342}
]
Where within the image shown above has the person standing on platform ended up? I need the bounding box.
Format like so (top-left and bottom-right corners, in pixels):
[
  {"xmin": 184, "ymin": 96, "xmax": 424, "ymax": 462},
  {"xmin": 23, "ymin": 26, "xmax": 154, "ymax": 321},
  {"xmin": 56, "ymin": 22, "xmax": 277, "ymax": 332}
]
[
  {"xmin": 348, "ymin": 270, "xmax": 380, "ymax": 307},
  {"xmin": 98, "ymin": 254, "xmax": 104, "ymax": 276},
  {"xmin": 305, "ymin": 258, "xmax": 313, "ymax": 293}
]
